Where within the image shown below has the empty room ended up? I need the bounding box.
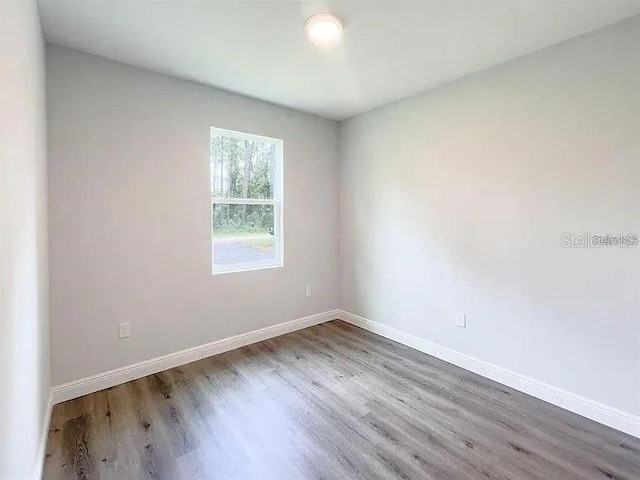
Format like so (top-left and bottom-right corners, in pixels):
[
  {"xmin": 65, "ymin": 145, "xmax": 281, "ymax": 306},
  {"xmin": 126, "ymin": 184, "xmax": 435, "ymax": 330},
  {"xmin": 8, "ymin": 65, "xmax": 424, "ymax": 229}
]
[{"xmin": 2, "ymin": 1, "xmax": 640, "ymax": 479}]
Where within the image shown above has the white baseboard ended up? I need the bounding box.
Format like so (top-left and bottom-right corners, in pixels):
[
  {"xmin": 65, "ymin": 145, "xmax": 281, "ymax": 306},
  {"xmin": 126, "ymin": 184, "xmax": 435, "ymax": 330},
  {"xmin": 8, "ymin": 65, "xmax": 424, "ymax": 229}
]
[
  {"xmin": 52, "ymin": 309, "xmax": 339, "ymax": 404},
  {"xmin": 338, "ymin": 309, "xmax": 640, "ymax": 439},
  {"xmin": 49, "ymin": 308, "xmax": 640, "ymax": 440},
  {"xmin": 35, "ymin": 389, "xmax": 53, "ymax": 480}
]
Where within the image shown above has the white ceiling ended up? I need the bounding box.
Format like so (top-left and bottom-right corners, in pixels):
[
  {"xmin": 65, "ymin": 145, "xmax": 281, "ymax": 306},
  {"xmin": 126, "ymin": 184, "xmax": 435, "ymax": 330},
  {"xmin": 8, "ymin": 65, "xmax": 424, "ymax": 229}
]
[{"xmin": 39, "ymin": 1, "xmax": 640, "ymax": 120}]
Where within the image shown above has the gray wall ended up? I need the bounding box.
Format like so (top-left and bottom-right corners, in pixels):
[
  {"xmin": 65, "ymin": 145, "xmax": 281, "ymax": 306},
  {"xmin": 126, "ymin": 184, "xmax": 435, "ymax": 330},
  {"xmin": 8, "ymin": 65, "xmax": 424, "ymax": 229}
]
[
  {"xmin": 339, "ymin": 17, "xmax": 640, "ymax": 416},
  {"xmin": 47, "ymin": 15, "xmax": 640, "ymax": 430},
  {"xmin": 47, "ymin": 45, "xmax": 338, "ymax": 385},
  {"xmin": 0, "ymin": 1, "xmax": 50, "ymax": 477}
]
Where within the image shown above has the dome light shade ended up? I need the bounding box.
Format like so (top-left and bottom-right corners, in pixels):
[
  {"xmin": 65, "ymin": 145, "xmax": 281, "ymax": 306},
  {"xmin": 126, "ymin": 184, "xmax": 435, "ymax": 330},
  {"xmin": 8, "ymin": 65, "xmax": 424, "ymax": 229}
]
[{"xmin": 305, "ymin": 13, "xmax": 343, "ymax": 48}]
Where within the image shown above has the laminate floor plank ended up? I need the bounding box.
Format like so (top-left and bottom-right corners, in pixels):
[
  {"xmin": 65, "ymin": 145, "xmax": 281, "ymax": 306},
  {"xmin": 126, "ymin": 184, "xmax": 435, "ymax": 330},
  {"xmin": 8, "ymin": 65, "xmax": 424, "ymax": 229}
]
[{"xmin": 43, "ymin": 320, "xmax": 640, "ymax": 480}]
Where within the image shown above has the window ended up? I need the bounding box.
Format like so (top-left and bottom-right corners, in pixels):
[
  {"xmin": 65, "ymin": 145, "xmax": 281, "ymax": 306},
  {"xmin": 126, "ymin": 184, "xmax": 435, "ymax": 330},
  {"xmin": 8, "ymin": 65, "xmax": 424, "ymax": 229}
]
[{"xmin": 210, "ymin": 127, "xmax": 283, "ymax": 274}]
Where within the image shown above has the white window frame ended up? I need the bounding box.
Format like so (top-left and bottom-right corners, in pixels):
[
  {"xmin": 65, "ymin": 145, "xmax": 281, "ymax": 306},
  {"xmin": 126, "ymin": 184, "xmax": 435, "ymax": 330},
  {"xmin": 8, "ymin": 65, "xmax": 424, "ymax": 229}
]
[{"xmin": 210, "ymin": 127, "xmax": 284, "ymax": 275}]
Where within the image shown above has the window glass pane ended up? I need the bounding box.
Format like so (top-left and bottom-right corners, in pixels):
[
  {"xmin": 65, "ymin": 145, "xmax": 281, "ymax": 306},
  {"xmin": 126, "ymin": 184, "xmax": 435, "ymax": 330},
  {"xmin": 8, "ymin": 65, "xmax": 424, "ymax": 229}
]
[
  {"xmin": 212, "ymin": 203, "xmax": 276, "ymax": 267},
  {"xmin": 210, "ymin": 134, "xmax": 274, "ymax": 199}
]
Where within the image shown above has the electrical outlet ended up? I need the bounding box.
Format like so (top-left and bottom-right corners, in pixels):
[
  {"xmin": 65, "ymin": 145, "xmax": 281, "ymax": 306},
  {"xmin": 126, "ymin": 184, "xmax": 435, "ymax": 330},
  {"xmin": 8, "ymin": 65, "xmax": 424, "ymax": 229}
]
[
  {"xmin": 455, "ymin": 313, "xmax": 467, "ymax": 328},
  {"xmin": 306, "ymin": 286, "xmax": 312, "ymax": 298},
  {"xmin": 119, "ymin": 322, "xmax": 131, "ymax": 339}
]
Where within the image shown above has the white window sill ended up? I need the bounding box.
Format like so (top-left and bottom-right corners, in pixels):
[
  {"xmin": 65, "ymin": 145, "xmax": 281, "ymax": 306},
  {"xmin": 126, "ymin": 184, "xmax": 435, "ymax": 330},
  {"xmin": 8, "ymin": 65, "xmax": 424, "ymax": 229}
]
[{"xmin": 212, "ymin": 262, "xmax": 284, "ymax": 276}]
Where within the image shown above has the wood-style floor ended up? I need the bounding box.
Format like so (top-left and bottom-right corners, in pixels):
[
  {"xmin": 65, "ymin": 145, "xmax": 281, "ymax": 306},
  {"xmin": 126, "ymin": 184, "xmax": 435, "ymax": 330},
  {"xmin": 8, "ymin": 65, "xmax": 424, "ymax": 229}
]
[{"xmin": 43, "ymin": 320, "xmax": 640, "ymax": 480}]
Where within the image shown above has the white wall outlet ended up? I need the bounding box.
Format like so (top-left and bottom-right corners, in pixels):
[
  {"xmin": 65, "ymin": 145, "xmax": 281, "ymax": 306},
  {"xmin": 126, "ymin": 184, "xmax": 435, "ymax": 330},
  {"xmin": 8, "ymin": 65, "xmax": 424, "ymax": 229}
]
[
  {"xmin": 118, "ymin": 322, "xmax": 131, "ymax": 339},
  {"xmin": 455, "ymin": 313, "xmax": 467, "ymax": 328},
  {"xmin": 305, "ymin": 286, "xmax": 312, "ymax": 298}
]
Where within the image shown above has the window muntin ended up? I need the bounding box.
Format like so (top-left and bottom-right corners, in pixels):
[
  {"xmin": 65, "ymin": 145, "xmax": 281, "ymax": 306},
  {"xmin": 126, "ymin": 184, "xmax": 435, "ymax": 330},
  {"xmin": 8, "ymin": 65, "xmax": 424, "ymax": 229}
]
[{"xmin": 210, "ymin": 128, "xmax": 283, "ymax": 274}]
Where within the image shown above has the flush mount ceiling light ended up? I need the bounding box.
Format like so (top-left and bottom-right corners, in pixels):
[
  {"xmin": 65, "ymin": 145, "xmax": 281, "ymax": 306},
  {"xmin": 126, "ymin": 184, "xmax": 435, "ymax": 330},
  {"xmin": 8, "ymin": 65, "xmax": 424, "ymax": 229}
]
[{"xmin": 305, "ymin": 13, "xmax": 344, "ymax": 48}]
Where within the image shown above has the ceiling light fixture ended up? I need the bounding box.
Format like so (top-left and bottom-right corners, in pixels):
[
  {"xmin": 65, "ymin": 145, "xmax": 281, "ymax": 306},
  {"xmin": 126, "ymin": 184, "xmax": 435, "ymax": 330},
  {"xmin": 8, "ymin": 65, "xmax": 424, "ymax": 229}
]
[{"xmin": 305, "ymin": 13, "xmax": 343, "ymax": 48}]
